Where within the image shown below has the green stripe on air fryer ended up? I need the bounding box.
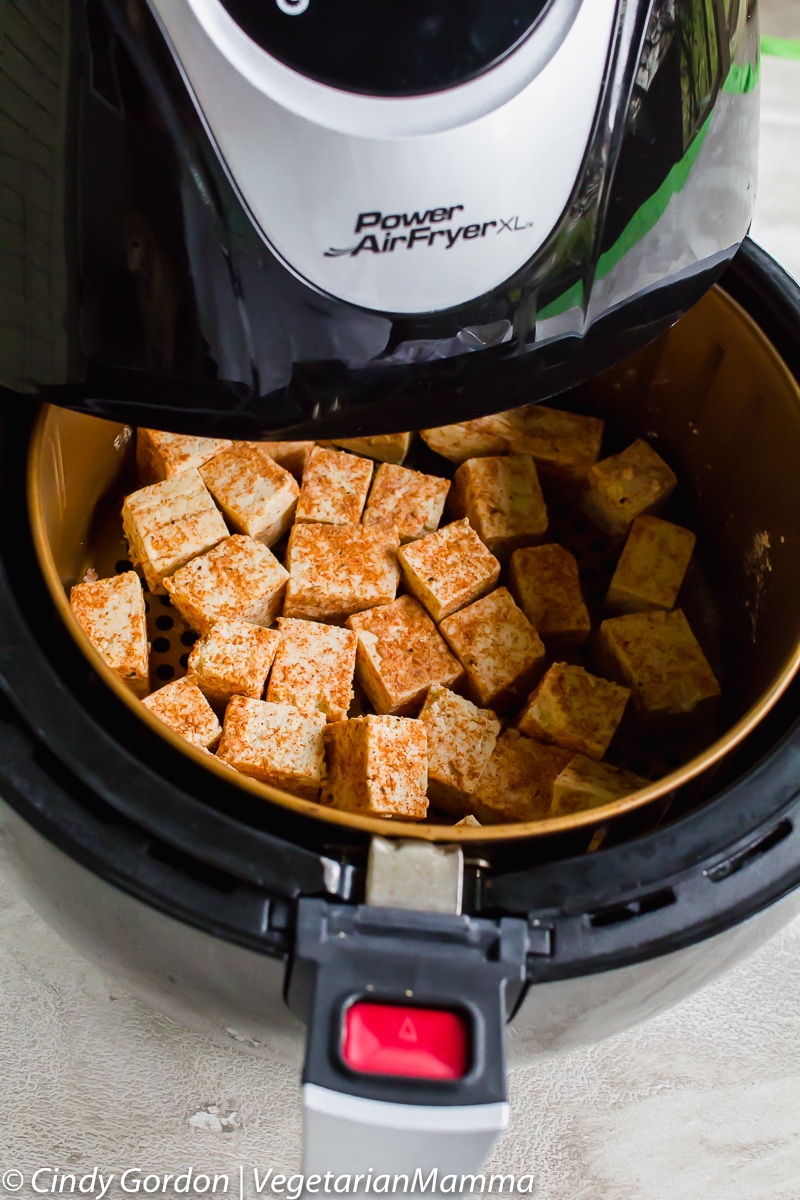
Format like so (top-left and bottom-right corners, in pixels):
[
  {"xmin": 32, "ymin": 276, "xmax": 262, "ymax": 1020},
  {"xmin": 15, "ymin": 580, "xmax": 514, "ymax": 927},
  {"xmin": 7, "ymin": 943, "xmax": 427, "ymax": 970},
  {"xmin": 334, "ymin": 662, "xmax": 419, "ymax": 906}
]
[
  {"xmin": 537, "ymin": 54, "xmax": 759, "ymax": 323},
  {"xmin": 761, "ymin": 36, "xmax": 800, "ymax": 62}
]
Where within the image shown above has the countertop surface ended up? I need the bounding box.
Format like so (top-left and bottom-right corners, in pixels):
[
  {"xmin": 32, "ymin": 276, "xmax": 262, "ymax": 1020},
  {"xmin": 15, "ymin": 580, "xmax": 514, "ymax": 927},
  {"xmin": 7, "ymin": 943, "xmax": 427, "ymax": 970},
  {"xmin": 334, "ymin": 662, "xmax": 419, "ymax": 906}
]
[{"xmin": 2, "ymin": 2, "xmax": 800, "ymax": 1198}]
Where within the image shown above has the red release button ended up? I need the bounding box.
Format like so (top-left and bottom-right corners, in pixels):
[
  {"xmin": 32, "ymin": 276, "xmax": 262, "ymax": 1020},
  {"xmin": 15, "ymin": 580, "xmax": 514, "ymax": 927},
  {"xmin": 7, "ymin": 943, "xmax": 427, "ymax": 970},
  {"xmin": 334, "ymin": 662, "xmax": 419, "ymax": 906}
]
[{"xmin": 342, "ymin": 1002, "xmax": 468, "ymax": 1080}]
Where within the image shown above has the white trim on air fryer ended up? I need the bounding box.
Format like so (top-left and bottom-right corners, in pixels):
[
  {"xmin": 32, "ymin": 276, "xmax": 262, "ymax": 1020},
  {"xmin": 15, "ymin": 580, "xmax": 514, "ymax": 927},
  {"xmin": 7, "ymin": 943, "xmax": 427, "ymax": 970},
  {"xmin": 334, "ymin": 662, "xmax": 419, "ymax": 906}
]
[{"xmin": 146, "ymin": 0, "xmax": 619, "ymax": 313}]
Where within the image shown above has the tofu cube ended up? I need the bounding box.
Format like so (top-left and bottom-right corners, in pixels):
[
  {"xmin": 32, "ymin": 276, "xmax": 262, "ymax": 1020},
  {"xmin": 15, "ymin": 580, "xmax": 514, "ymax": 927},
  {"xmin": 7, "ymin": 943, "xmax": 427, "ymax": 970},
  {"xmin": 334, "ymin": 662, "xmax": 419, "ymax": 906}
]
[
  {"xmin": 136, "ymin": 429, "xmax": 232, "ymax": 484},
  {"xmin": 454, "ymin": 815, "xmax": 482, "ymax": 827},
  {"xmin": 582, "ymin": 439, "xmax": 677, "ymax": 541},
  {"xmin": 122, "ymin": 470, "xmax": 229, "ymax": 593},
  {"xmin": 551, "ymin": 756, "xmax": 649, "ymax": 817},
  {"xmin": 216, "ymin": 696, "xmax": 326, "ymax": 800},
  {"xmin": 329, "ymin": 433, "xmax": 411, "ymax": 464},
  {"xmin": 440, "ymin": 587, "xmax": 546, "ymax": 713},
  {"xmin": 417, "ymin": 684, "xmax": 501, "ymax": 816},
  {"xmin": 320, "ymin": 715, "xmax": 428, "ymax": 820},
  {"xmin": 142, "ymin": 676, "xmax": 222, "ymax": 749},
  {"xmin": 419, "ymin": 416, "xmax": 512, "ymax": 464},
  {"xmin": 199, "ymin": 443, "xmax": 299, "ymax": 547},
  {"xmin": 266, "ymin": 618, "xmax": 357, "ymax": 722},
  {"xmin": 397, "ymin": 519, "xmax": 500, "ymax": 624},
  {"xmin": 247, "ymin": 441, "xmax": 314, "ymax": 480},
  {"xmin": 362, "ymin": 462, "xmax": 450, "ymax": 543},
  {"xmin": 499, "ymin": 405, "xmax": 605, "ymax": 486},
  {"xmin": 471, "ymin": 730, "xmax": 573, "ymax": 824},
  {"xmin": 518, "ymin": 663, "xmax": 630, "ymax": 760},
  {"xmin": 164, "ymin": 535, "xmax": 288, "ymax": 634},
  {"xmin": 346, "ymin": 596, "xmax": 464, "ymax": 717},
  {"xmin": 450, "ymin": 455, "xmax": 548, "ymax": 560},
  {"xmin": 606, "ymin": 514, "xmax": 696, "ymax": 614},
  {"xmin": 295, "ymin": 446, "xmax": 374, "ymax": 525},
  {"xmin": 70, "ymin": 570, "xmax": 149, "ymax": 697},
  {"xmin": 594, "ymin": 609, "xmax": 721, "ymax": 720},
  {"xmin": 187, "ymin": 620, "xmax": 282, "ymax": 705},
  {"xmin": 284, "ymin": 523, "xmax": 400, "ymax": 623},
  {"xmin": 509, "ymin": 544, "xmax": 591, "ymax": 651}
]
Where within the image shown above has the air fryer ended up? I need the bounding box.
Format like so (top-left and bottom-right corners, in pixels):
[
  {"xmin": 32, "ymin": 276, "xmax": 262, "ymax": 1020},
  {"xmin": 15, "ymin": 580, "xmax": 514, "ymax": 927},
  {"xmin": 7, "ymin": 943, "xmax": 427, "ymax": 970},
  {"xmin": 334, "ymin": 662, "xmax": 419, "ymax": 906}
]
[{"xmin": 2, "ymin": 0, "xmax": 800, "ymax": 1181}]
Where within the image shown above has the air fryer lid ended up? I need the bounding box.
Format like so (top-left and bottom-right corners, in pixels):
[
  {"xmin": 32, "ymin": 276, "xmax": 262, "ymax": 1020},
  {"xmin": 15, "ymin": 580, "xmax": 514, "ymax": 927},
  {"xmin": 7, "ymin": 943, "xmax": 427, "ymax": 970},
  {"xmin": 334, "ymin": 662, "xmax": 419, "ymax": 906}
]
[{"xmin": 29, "ymin": 282, "xmax": 800, "ymax": 845}]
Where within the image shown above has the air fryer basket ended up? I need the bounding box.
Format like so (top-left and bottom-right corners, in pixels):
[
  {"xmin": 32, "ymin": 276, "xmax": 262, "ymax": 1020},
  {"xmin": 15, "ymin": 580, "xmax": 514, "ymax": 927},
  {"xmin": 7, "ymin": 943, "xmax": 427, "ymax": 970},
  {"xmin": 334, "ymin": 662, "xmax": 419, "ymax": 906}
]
[{"xmin": 28, "ymin": 285, "xmax": 800, "ymax": 846}]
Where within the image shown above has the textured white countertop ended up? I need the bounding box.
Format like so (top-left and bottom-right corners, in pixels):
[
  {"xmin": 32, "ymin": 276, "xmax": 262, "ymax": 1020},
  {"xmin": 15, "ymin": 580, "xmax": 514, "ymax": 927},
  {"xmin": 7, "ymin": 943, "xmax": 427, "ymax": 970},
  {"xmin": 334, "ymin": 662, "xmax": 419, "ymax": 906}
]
[{"xmin": 2, "ymin": 4, "xmax": 800, "ymax": 1198}]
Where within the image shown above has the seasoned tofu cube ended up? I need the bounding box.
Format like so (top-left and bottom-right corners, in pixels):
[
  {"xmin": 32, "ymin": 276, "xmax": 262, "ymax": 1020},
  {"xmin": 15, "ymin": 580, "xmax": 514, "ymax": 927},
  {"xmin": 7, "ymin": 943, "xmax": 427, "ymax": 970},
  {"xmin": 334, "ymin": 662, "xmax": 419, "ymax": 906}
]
[
  {"xmin": 122, "ymin": 470, "xmax": 229, "ymax": 593},
  {"xmin": 142, "ymin": 676, "xmax": 222, "ymax": 749},
  {"xmin": 397, "ymin": 519, "xmax": 500, "ymax": 624},
  {"xmin": 320, "ymin": 715, "xmax": 428, "ymax": 820},
  {"xmin": 418, "ymin": 684, "xmax": 501, "ymax": 816},
  {"xmin": 347, "ymin": 596, "xmax": 464, "ymax": 717},
  {"xmin": 362, "ymin": 462, "xmax": 450, "ymax": 543},
  {"xmin": 551, "ymin": 755, "xmax": 649, "ymax": 817},
  {"xmin": 266, "ymin": 618, "xmax": 357, "ymax": 722},
  {"xmin": 247, "ymin": 441, "xmax": 313, "ymax": 481},
  {"xmin": 295, "ymin": 446, "xmax": 374, "ymax": 525},
  {"xmin": 329, "ymin": 433, "xmax": 411, "ymax": 465},
  {"xmin": 471, "ymin": 730, "xmax": 573, "ymax": 824},
  {"xmin": 187, "ymin": 619, "xmax": 282, "ymax": 705},
  {"xmin": 440, "ymin": 587, "xmax": 545, "ymax": 713},
  {"xmin": 217, "ymin": 696, "xmax": 326, "ymax": 800},
  {"xmin": 136, "ymin": 429, "xmax": 232, "ymax": 484},
  {"xmin": 595, "ymin": 609, "xmax": 721, "ymax": 720},
  {"xmin": 284, "ymin": 523, "xmax": 400, "ymax": 623},
  {"xmin": 454, "ymin": 814, "xmax": 482, "ymax": 827},
  {"xmin": 606, "ymin": 514, "xmax": 696, "ymax": 614},
  {"xmin": 70, "ymin": 571, "xmax": 149, "ymax": 697},
  {"xmin": 199, "ymin": 443, "xmax": 299, "ymax": 547},
  {"xmin": 450, "ymin": 455, "xmax": 548, "ymax": 560},
  {"xmin": 509, "ymin": 544, "xmax": 591, "ymax": 651},
  {"xmin": 499, "ymin": 405, "xmax": 604, "ymax": 486},
  {"xmin": 164, "ymin": 535, "xmax": 288, "ymax": 634},
  {"xmin": 582, "ymin": 439, "xmax": 677, "ymax": 541},
  {"xmin": 419, "ymin": 416, "xmax": 512, "ymax": 464},
  {"xmin": 518, "ymin": 663, "xmax": 630, "ymax": 760}
]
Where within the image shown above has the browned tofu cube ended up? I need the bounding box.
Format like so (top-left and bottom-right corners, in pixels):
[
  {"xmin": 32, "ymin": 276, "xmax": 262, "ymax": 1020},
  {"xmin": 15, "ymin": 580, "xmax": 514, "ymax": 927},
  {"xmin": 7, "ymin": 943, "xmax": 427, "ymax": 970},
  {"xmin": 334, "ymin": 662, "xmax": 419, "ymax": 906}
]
[
  {"xmin": 164, "ymin": 535, "xmax": 288, "ymax": 634},
  {"xmin": 471, "ymin": 730, "xmax": 573, "ymax": 824},
  {"xmin": 320, "ymin": 715, "xmax": 428, "ymax": 820},
  {"xmin": 70, "ymin": 571, "xmax": 150, "ymax": 697},
  {"xmin": 122, "ymin": 470, "xmax": 229, "ymax": 594},
  {"xmin": 346, "ymin": 596, "xmax": 464, "ymax": 717},
  {"xmin": 606, "ymin": 514, "xmax": 696, "ymax": 614},
  {"xmin": 518, "ymin": 663, "xmax": 630, "ymax": 760},
  {"xmin": 216, "ymin": 696, "xmax": 327, "ymax": 799},
  {"xmin": 582, "ymin": 439, "xmax": 677, "ymax": 541},
  {"xmin": 595, "ymin": 609, "xmax": 720, "ymax": 720},
  {"xmin": 551, "ymin": 756, "xmax": 649, "ymax": 817},
  {"xmin": 397, "ymin": 519, "xmax": 500, "ymax": 624},
  {"xmin": 136, "ymin": 429, "xmax": 232, "ymax": 484},
  {"xmin": 362, "ymin": 463, "xmax": 450, "ymax": 543},
  {"xmin": 417, "ymin": 684, "xmax": 501, "ymax": 816},
  {"xmin": 199, "ymin": 443, "xmax": 299, "ymax": 547},
  {"xmin": 509, "ymin": 544, "xmax": 591, "ymax": 651},
  {"xmin": 142, "ymin": 676, "xmax": 222, "ymax": 749},
  {"xmin": 499, "ymin": 405, "xmax": 604, "ymax": 486},
  {"xmin": 419, "ymin": 416, "xmax": 513, "ymax": 463},
  {"xmin": 187, "ymin": 619, "xmax": 282, "ymax": 705},
  {"xmin": 450, "ymin": 455, "xmax": 548, "ymax": 560},
  {"xmin": 284, "ymin": 523, "xmax": 400, "ymax": 623},
  {"xmin": 247, "ymin": 441, "xmax": 314, "ymax": 480},
  {"xmin": 329, "ymin": 433, "xmax": 411, "ymax": 464},
  {"xmin": 440, "ymin": 587, "xmax": 545, "ymax": 713},
  {"xmin": 266, "ymin": 618, "xmax": 357, "ymax": 723},
  {"xmin": 295, "ymin": 446, "xmax": 374, "ymax": 525}
]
